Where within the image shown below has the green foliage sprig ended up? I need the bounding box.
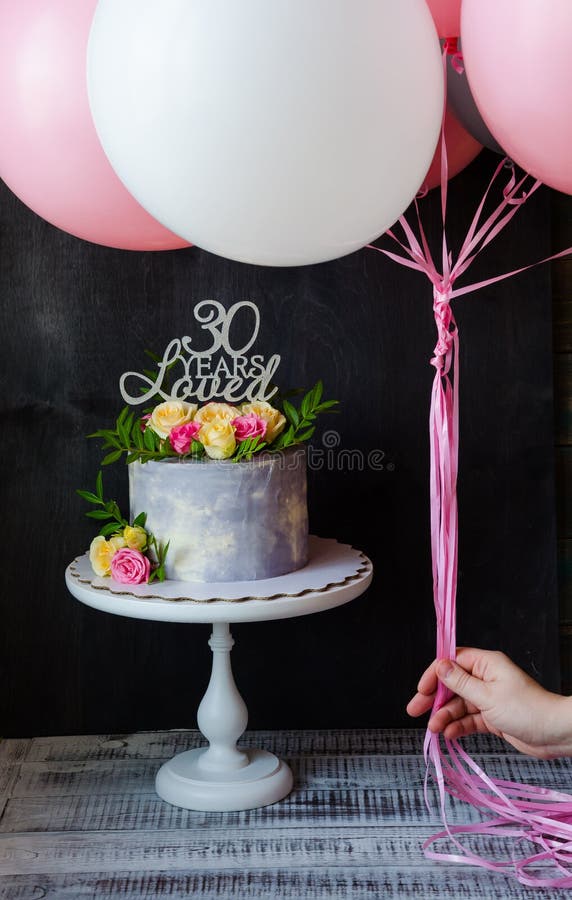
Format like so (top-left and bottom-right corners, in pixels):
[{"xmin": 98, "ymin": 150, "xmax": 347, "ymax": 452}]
[
  {"xmin": 88, "ymin": 407, "xmax": 206, "ymax": 467},
  {"xmin": 76, "ymin": 471, "xmax": 130, "ymax": 536},
  {"xmin": 77, "ymin": 471, "xmax": 170, "ymax": 583},
  {"xmin": 232, "ymin": 435, "xmax": 267, "ymax": 463},
  {"xmin": 273, "ymin": 380, "xmax": 338, "ymax": 451},
  {"xmin": 148, "ymin": 535, "xmax": 170, "ymax": 584},
  {"xmin": 88, "ymin": 381, "xmax": 338, "ymax": 469}
]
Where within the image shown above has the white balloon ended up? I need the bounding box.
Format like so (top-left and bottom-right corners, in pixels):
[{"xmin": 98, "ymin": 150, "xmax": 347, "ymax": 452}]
[{"xmin": 88, "ymin": 0, "xmax": 443, "ymax": 266}]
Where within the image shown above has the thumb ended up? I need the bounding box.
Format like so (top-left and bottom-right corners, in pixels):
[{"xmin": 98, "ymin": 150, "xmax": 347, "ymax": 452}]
[{"xmin": 436, "ymin": 659, "xmax": 489, "ymax": 709}]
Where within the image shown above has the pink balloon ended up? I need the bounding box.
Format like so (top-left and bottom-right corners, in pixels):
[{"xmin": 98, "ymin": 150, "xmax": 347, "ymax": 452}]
[
  {"xmin": 0, "ymin": 0, "xmax": 189, "ymax": 250},
  {"xmin": 425, "ymin": 0, "xmax": 461, "ymax": 38},
  {"xmin": 423, "ymin": 107, "xmax": 482, "ymax": 192},
  {"xmin": 462, "ymin": 0, "xmax": 572, "ymax": 196}
]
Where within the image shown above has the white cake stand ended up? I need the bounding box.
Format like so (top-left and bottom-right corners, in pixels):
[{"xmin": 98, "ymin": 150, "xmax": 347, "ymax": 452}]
[{"xmin": 65, "ymin": 536, "xmax": 372, "ymax": 812}]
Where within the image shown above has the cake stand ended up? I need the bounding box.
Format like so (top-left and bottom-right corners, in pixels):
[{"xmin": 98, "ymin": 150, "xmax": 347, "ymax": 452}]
[{"xmin": 65, "ymin": 536, "xmax": 373, "ymax": 812}]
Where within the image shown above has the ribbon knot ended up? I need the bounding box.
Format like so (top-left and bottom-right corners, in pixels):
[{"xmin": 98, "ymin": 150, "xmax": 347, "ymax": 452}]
[
  {"xmin": 431, "ymin": 287, "xmax": 457, "ymax": 373},
  {"xmin": 443, "ymin": 37, "xmax": 464, "ymax": 74}
]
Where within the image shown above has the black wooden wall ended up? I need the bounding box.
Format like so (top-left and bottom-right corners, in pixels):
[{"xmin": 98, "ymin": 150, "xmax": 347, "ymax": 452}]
[{"xmin": 0, "ymin": 151, "xmax": 560, "ymax": 737}]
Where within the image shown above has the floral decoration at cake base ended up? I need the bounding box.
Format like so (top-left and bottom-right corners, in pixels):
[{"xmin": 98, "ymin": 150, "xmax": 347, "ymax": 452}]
[{"xmin": 67, "ymin": 537, "xmax": 371, "ymax": 604}]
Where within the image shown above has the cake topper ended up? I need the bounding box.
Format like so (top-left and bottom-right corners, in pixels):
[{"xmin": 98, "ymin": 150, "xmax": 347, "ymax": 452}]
[
  {"xmin": 84, "ymin": 299, "xmax": 337, "ymax": 471},
  {"xmin": 119, "ymin": 300, "xmax": 281, "ymax": 406}
]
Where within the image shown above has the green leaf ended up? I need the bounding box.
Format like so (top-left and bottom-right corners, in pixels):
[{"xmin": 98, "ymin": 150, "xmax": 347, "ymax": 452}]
[
  {"xmin": 86, "ymin": 509, "xmax": 113, "ymax": 520},
  {"xmin": 117, "ymin": 407, "xmax": 129, "ymax": 428},
  {"xmin": 96, "ymin": 471, "xmax": 103, "ymax": 500},
  {"xmin": 103, "ymin": 435, "xmax": 123, "ymax": 450},
  {"xmin": 148, "ymin": 538, "xmax": 170, "ymax": 582},
  {"xmin": 273, "ymin": 425, "xmax": 296, "ymax": 450},
  {"xmin": 159, "ymin": 440, "xmax": 176, "ymax": 459},
  {"xmin": 282, "ymin": 399, "xmax": 299, "ymax": 428},
  {"xmin": 126, "ymin": 452, "xmax": 142, "ymax": 464},
  {"xmin": 300, "ymin": 390, "xmax": 312, "ymax": 420},
  {"xmin": 296, "ymin": 427, "xmax": 315, "ymax": 442},
  {"xmin": 117, "ymin": 417, "xmax": 129, "ymax": 448},
  {"xmin": 100, "ymin": 433, "xmax": 123, "ymax": 451},
  {"xmin": 144, "ymin": 426, "xmax": 157, "ymax": 452},
  {"xmin": 124, "ymin": 412, "xmax": 135, "ymax": 441},
  {"xmin": 144, "ymin": 348, "xmax": 161, "ymax": 363},
  {"xmin": 76, "ymin": 490, "xmax": 101, "ymax": 505},
  {"xmin": 246, "ymin": 439, "xmax": 267, "ymax": 460},
  {"xmin": 99, "ymin": 522, "xmax": 124, "ymax": 537},
  {"xmin": 312, "ymin": 380, "xmax": 323, "ymax": 406},
  {"xmin": 132, "ymin": 421, "xmax": 145, "ymax": 450},
  {"xmin": 315, "ymin": 400, "xmax": 339, "ymax": 412},
  {"xmin": 133, "ymin": 512, "xmax": 147, "ymax": 528},
  {"xmin": 87, "ymin": 429, "xmax": 109, "ymax": 439},
  {"xmin": 108, "ymin": 501, "xmax": 124, "ymax": 522},
  {"xmin": 102, "ymin": 449, "xmax": 123, "ymax": 466}
]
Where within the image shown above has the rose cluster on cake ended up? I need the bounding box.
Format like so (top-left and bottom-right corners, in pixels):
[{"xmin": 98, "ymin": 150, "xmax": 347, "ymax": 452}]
[
  {"xmin": 87, "ymin": 380, "xmax": 337, "ymax": 469},
  {"xmin": 90, "ymin": 532, "xmax": 151, "ymax": 585},
  {"xmin": 78, "ymin": 472, "xmax": 169, "ymax": 584},
  {"xmin": 147, "ymin": 399, "xmax": 286, "ymax": 461}
]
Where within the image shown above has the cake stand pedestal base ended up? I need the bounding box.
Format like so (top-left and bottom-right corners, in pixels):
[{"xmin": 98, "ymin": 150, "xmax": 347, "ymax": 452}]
[
  {"xmin": 155, "ymin": 621, "xmax": 293, "ymax": 811},
  {"xmin": 155, "ymin": 747, "xmax": 293, "ymax": 812}
]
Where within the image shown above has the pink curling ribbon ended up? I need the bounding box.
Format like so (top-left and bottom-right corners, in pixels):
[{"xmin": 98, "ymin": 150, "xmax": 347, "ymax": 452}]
[{"xmin": 368, "ymin": 47, "xmax": 572, "ymax": 889}]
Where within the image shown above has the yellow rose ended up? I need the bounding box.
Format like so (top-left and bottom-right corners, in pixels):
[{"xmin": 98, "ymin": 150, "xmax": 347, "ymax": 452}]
[
  {"xmin": 199, "ymin": 417, "xmax": 237, "ymax": 460},
  {"xmin": 241, "ymin": 401, "xmax": 286, "ymax": 443},
  {"xmin": 194, "ymin": 402, "xmax": 241, "ymax": 426},
  {"xmin": 89, "ymin": 534, "xmax": 126, "ymax": 577},
  {"xmin": 149, "ymin": 400, "xmax": 197, "ymax": 439},
  {"xmin": 123, "ymin": 525, "xmax": 148, "ymax": 552}
]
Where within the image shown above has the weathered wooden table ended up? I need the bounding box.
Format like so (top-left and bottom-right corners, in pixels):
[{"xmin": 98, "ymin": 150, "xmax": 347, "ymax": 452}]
[{"xmin": 1, "ymin": 728, "xmax": 570, "ymax": 898}]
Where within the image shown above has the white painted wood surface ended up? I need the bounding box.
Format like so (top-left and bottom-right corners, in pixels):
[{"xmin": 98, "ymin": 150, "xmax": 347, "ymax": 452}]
[{"xmin": 0, "ymin": 728, "xmax": 569, "ymax": 898}]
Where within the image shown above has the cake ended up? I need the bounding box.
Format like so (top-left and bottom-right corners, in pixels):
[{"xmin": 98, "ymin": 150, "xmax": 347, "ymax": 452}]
[
  {"xmin": 79, "ymin": 375, "xmax": 337, "ymax": 588},
  {"xmin": 78, "ymin": 310, "xmax": 337, "ymax": 589},
  {"xmin": 129, "ymin": 446, "xmax": 308, "ymax": 582}
]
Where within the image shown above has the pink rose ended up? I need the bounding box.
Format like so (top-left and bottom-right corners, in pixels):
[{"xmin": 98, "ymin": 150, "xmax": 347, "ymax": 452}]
[
  {"xmin": 169, "ymin": 421, "xmax": 202, "ymax": 454},
  {"xmin": 110, "ymin": 548, "xmax": 151, "ymax": 585},
  {"xmin": 231, "ymin": 413, "xmax": 267, "ymax": 443},
  {"xmin": 140, "ymin": 413, "xmax": 151, "ymax": 432}
]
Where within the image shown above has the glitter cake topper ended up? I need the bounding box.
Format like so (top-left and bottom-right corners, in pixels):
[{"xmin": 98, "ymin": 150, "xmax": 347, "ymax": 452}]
[{"xmin": 120, "ymin": 301, "xmax": 281, "ymax": 406}]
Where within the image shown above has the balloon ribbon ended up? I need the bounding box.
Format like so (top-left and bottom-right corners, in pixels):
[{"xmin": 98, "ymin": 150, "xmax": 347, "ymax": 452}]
[{"xmin": 369, "ymin": 116, "xmax": 572, "ymax": 886}]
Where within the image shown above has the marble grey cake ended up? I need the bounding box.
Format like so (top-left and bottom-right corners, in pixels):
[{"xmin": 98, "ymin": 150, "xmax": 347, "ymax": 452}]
[{"xmin": 129, "ymin": 446, "xmax": 308, "ymax": 582}]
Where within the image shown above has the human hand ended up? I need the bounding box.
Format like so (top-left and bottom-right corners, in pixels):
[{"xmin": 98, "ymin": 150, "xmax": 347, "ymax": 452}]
[{"xmin": 407, "ymin": 648, "xmax": 572, "ymax": 759}]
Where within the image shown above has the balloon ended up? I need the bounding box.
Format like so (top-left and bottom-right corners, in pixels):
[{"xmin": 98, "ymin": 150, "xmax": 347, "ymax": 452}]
[
  {"xmin": 423, "ymin": 107, "xmax": 482, "ymax": 192},
  {"xmin": 425, "ymin": 0, "xmax": 461, "ymax": 37},
  {"xmin": 462, "ymin": 0, "xmax": 572, "ymax": 195},
  {"xmin": 446, "ymin": 45, "xmax": 504, "ymax": 155},
  {"xmin": 0, "ymin": 0, "xmax": 189, "ymax": 250},
  {"xmin": 88, "ymin": 0, "xmax": 444, "ymax": 267}
]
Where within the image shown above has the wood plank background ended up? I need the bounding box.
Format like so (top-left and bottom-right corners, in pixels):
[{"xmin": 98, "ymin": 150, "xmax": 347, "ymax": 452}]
[
  {"xmin": 552, "ymin": 190, "xmax": 572, "ymax": 693},
  {"xmin": 0, "ymin": 149, "xmax": 562, "ymax": 736}
]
